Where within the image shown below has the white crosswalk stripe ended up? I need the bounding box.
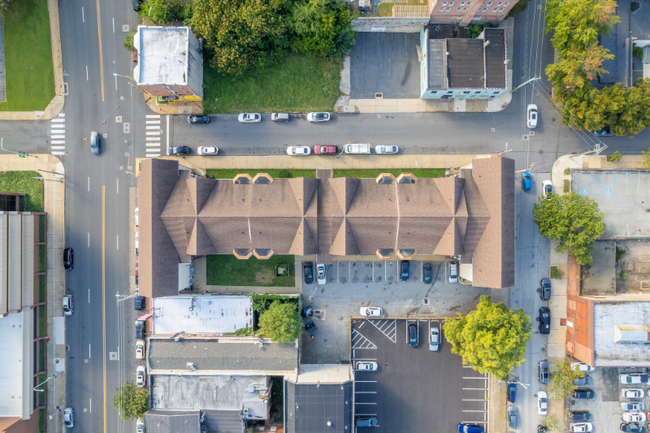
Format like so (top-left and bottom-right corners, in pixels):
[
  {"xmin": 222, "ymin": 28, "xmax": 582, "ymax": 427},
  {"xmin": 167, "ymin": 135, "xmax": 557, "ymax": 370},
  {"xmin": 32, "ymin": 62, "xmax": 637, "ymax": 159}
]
[
  {"xmin": 143, "ymin": 114, "xmax": 163, "ymax": 158},
  {"xmin": 50, "ymin": 113, "xmax": 66, "ymax": 155}
]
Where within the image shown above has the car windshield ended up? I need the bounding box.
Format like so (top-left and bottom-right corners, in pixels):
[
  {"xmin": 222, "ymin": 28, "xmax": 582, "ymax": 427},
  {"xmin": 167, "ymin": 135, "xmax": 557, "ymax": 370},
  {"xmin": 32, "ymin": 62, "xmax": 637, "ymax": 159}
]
[{"xmin": 316, "ymin": 113, "xmax": 327, "ymax": 119}]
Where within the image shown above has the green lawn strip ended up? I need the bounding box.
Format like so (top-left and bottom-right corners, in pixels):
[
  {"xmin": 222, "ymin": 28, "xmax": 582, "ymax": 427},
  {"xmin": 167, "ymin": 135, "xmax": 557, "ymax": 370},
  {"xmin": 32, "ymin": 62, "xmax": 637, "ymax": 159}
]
[
  {"xmin": 0, "ymin": 172, "xmax": 45, "ymax": 211},
  {"xmin": 39, "ymin": 216, "xmax": 46, "ymax": 242},
  {"xmin": 206, "ymin": 255, "xmax": 296, "ymax": 287},
  {"xmin": 206, "ymin": 169, "xmax": 316, "ymax": 179},
  {"xmin": 38, "ymin": 340, "xmax": 45, "ymax": 371},
  {"xmin": 38, "ymin": 375, "xmax": 45, "ymax": 406},
  {"xmin": 39, "ymin": 408, "xmax": 45, "ymax": 432},
  {"xmin": 38, "ymin": 306, "xmax": 46, "ymax": 337},
  {"xmin": 0, "ymin": 0, "xmax": 55, "ymax": 111},
  {"xmin": 39, "ymin": 244, "xmax": 46, "ymax": 272},
  {"xmin": 39, "ymin": 275, "xmax": 46, "ymax": 302},
  {"xmin": 203, "ymin": 54, "xmax": 341, "ymax": 113},
  {"xmin": 333, "ymin": 168, "xmax": 445, "ymax": 178}
]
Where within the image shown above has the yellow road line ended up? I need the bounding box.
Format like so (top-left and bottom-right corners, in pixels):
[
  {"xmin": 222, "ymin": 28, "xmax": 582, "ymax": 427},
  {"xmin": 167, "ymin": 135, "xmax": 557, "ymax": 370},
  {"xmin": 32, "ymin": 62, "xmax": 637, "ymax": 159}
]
[
  {"xmin": 96, "ymin": 0, "xmax": 105, "ymax": 101},
  {"xmin": 102, "ymin": 186, "xmax": 107, "ymax": 433}
]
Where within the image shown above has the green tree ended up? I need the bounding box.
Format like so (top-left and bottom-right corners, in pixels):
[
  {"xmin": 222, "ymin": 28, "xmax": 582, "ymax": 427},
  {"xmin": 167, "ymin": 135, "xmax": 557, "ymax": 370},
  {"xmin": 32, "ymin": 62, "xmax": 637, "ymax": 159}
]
[
  {"xmin": 547, "ymin": 358, "xmax": 585, "ymax": 400},
  {"xmin": 190, "ymin": 0, "xmax": 292, "ymax": 75},
  {"xmin": 122, "ymin": 29, "xmax": 137, "ymax": 52},
  {"xmin": 258, "ymin": 301, "xmax": 303, "ymax": 343},
  {"xmin": 113, "ymin": 382, "xmax": 149, "ymax": 420},
  {"xmin": 641, "ymin": 146, "xmax": 650, "ymax": 171},
  {"xmin": 607, "ymin": 150, "xmax": 622, "ymax": 162},
  {"xmin": 443, "ymin": 296, "xmax": 532, "ymax": 380},
  {"xmin": 533, "ymin": 193, "xmax": 606, "ymax": 265},
  {"xmin": 139, "ymin": 0, "xmax": 187, "ymax": 25}
]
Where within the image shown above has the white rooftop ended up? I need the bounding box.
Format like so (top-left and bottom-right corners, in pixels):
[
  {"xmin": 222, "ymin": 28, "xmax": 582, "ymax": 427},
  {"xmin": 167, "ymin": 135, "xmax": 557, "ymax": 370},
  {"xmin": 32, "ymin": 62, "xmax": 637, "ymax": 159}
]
[
  {"xmin": 135, "ymin": 26, "xmax": 190, "ymax": 85},
  {"xmin": 0, "ymin": 312, "xmax": 26, "ymax": 417},
  {"xmin": 151, "ymin": 295, "xmax": 252, "ymax": 335},
  {"xmin": 594, "ymin": 302, "xmax": 650, "ymax": 366}
]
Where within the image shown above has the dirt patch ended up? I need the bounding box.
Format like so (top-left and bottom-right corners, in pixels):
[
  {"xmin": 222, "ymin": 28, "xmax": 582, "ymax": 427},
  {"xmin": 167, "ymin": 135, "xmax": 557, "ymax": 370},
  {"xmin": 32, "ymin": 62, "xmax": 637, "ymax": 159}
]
[{"xmin": 255, "ymin": 268, "xmax": 275, "ymax": 285}]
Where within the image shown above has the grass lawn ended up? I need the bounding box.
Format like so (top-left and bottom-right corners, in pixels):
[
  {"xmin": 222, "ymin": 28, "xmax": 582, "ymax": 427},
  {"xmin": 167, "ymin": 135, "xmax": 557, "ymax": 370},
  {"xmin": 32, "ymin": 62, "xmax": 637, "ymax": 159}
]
[
  {"xmin": 206, "ymin": 255, "xmax": 296, "ymax": 287},
  {"xmin": 206, "ymin": 169, "xmax": 316, "ymax": 179},
  {"xmin": 203, "ymin": 54, "xmax": 341, "ymax": 113},
  {"xmin": 0, "ymin": 172, "xmax": 44, "ymax": 211},
  {"xmin": 0, "ymin": 0, "xmax": 55, "ymax": 111},
  {"xmin": 333, "ymin": 168, "xmax": 445, "ymax": 178},
  {"xmin": 375, "ymin": 0, "xmax": 427, "ymax": 16}
]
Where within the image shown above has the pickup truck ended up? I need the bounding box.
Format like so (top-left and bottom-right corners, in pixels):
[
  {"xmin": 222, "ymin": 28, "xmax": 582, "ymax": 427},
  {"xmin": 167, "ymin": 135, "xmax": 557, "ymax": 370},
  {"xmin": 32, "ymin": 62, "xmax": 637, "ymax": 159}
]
[
  {"xmin": 343, "ymin": 143, "xmax": 372, "ymax": 154},
  {"xmin": 314, "ymin": 145, "xmax": 338, "ymax": 155}
]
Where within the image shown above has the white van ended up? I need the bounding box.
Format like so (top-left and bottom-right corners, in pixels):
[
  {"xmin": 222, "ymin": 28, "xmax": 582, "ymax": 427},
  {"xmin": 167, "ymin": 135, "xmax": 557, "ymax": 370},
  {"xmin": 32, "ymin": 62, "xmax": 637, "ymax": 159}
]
[{"xmin": 343, "ymin": 143, "xmax": 372, "ymax": 154}]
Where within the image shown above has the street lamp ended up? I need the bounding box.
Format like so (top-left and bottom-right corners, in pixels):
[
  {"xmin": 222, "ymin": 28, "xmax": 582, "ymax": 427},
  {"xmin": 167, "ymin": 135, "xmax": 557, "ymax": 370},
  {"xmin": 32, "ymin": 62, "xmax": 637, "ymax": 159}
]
[
  {"xmin": 34, "ymin": 373, "xmax": 57, "ymax": 392},
  {"xmin": 510, "ymin": 77, "xmax": 541, "ymax": 94},
  {"xmin": 113, "ymin": 73, "xmax": 146, "ymax": 93},
  {"xmin": 1, "ymin": 138, "xmax": 34, "ymax": 158},
  {"xmin": 48, "ymin": 408, "xmax": 62, "ymax": 420},
  {"xmin": 33, "ymin": 177, "xmax": 63, "ymax": 183}
]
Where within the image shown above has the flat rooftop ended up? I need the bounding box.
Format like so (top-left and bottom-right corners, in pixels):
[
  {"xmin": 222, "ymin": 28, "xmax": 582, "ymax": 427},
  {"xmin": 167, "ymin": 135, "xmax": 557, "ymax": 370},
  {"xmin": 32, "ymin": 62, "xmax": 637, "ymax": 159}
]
[
  {"xmin": 151, "ymin": 295, "xmax": 252, "ymax": 335},
  {"xmin": 594, "ymin": 302, "xmax": 650, "ymax": 366},
  {"xmin": 135, "ymin": 26, "xmax": 189, "ymax": 85},
  {"xmin": 0, "ymin": 312, "xmax": 24, "ymax": 417}
]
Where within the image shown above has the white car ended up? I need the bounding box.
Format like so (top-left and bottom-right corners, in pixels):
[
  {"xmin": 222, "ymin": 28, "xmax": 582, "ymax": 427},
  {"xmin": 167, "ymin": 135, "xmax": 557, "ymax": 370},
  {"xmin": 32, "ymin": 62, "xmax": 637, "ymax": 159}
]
[
  {"xmin": 135, "ymin": 231, "xmax": 139, "ymax": 256},
  {"xmin": 622, "ymin": 388, "xmax": 645, "ymax": 399},
  {"xmin": 317, "ymin": 263, "xmax": 326, "ymax": 285},
  {"xmin": 307, "ymin": 112, "xmax": 330, "ymax": 122},
  {"xmin": 135, "ymin": 339, "xmax": 145, "ymax": 359},
  {"xmin": 134, "ymin": 207, "xmax": 139, "ymax": 227},
  {"xmin": 375, "ymin": 145, "xmax": 399, "ymax": 154},
  {"xmin": 571, "ymin": 362, "xmax": 595, "ymax": 372},
  {"xmin": 448, "ymin": 261, "xmax": 458, "ymax": 283},
  {"xmin": 238, "ymin": 113, "xmax": 261, "ymax": 123},
  {"xmin": 197, "ymin": 146, "xmax": 219, "ymax": 156},
  {"xmin": 620, "ymin": 374, "xmax": 649, "ymax": 384},
  {"xmin": 63, "ymin": 407, "xmax": 74, "ymax": 428},
  {"xmin": 623, "ymin": 413, "xmax": 647, "ymax": 423},
  {"xmin": 62, "ymin": 295, "xmax": 73, "ymax": 316},
  {"xmin": 570, "ymin": 422, "xmax": 593, "ymax": 433},
  {"xmin": 136, "ymin": 365, "xmax": 146, "ymax": 387},
  {"xmin": 429, "ymin": 326, "xmax": 440, "ymax": 352},
  {"xmin": 621, "ymin": 402, "xmax": 645, "ymax": 411},
  {"xmin": 537, "ymin": 391, "xmax": 548, "ymax": 415},
  {"xmin": 287, "ymin": 146, "xmax": 311, "ymax": 156},
  {"xmin": 360, "ymin": 307, "xmax": 383, "ymax": 317},
  {"xmin": 542, "ymin": 180, "xmax": 553, "ymax": 199},
  {"xmin": 136, "ymin": 418, "xmax": 145, "ymax": 433},
  {"xmin": 356, "ymin": 361, "xmax": 378, "ymax": 371},
  {"xmin": 527, "ymin": 103, "xmax": 538, "ymax": 128}
]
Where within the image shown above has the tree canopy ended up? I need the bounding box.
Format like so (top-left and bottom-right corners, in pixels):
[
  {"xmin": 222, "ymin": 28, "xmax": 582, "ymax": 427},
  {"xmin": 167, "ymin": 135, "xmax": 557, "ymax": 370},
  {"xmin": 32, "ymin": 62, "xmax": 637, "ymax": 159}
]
[
  {"xmin": 443, "ymin": 296, "xmax": 532, "ymax": 380},
  {"xmin": 533, "ymin": 192, "xmax": 606, "ymax": 265},
  {"xmin": 257, "ymin": 300, "xmax": 303, "ymax": 343},
  {"xmin": 113, "ymin": 382, "xmax": 149, "ymax": 420},
  {"xmin": 547, "ymin": 358, "xmax": 585, "ymax": 400}
]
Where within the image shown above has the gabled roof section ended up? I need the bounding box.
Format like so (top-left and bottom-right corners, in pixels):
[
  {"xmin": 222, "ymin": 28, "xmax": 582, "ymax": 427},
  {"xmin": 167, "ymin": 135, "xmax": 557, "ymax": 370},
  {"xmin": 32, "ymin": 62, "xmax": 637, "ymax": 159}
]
[
  {"xmin": 330, "ymin": 178, "xmax": 360, "ymax": 215},
  {"xmin": 187, "ymin": 177, "xmax": 215, "ymax": 215},
  {"xmin": 187, "ymin": 218, "xmax": 217, "ymax": 256},
  {"xmin": 330, "ymin": 219, "xmax": 359, "ymax": 256}
]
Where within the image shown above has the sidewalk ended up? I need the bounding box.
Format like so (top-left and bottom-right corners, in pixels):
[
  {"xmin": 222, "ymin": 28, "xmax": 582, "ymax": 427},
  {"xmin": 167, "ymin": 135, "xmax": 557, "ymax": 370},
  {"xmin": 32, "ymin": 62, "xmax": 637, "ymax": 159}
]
[{"xmin": 145, "ymin": 94, "xmax": 204, "ymax": 115}]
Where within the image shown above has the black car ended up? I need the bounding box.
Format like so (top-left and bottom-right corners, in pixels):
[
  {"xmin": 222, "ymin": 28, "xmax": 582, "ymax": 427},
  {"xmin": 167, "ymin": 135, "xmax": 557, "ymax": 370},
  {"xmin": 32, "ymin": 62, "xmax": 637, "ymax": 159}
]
[
  {"xmin": 131, "ymin": 0, "xmax": 140, "ymax": 11},
  {"xmin": 573, "ymin": 388, "xmax": 594, "ymax": 399},
  {"xmin": 423, "ymin": 263, "xmax": 432, "ymax": 284},
  {"xmin": 572, "ymin": 411, "xmax": 592, "ymax": 422},
  {"xmin": 168, "ymin": 146, "xmax": 191, "ymax": 156},
  {"xmin": 507, "ymin": 382, "xmax": 517, "ymax": 403},
  {"xmin": 538, "ymin": 425, "xmax": 548, "ymax": 433},
  {"xmin": 135, "ymin": 320, "xmax": 145, "ymax": 339},
  {"xmin": 63, "ymin": 247, "xmax": 74, "ymax": 270},
  {"xmin": 303, "ymin": 262, "xmax": 313, "ymax": 285},
  {"xmin": 408, "ymin": 323, "xmax": 418, "ymax": 347},
  {"xmin": 538, "ymin": 307, "xmax": 551, "ymax": 334},
  {"xmin": 594, "ymin": 126, "xmax": 613, "ymax": 137},
  {"xmin": 539, "ymin": 360, "xmax": 550, "ymax": 384},
  {"xmin": 539, "ymin": 278, "xmax": 551, "ymax": 301},
  {"xmin": 621, "ymin": 423, "xmax": 644, "ymax": 433},
  {"xmin": 188, "ymin": 114, "xmax": 210, "ymax": 124},
  {"xmin": 401, "ymin": 260, "xmax": 409, "ymax": 281}
]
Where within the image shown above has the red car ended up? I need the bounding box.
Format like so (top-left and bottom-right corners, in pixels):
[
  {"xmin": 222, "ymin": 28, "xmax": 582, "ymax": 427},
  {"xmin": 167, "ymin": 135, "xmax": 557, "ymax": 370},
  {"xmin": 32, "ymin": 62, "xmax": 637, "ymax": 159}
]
[
  {"xmin": 132, "ymin": 48, "xmax": 138, "ymax": 63},
  {"xmin": 314, "ymin": 145, "xmax": 338, "ymax": 155}
]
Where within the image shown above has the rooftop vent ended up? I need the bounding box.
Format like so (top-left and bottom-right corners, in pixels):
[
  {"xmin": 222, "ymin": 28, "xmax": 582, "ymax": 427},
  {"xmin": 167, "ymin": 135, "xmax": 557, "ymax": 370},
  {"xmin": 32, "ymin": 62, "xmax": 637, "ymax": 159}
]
[{"xmin": 615, "ymin": 325, "xmax": 650, "ymax": 343}]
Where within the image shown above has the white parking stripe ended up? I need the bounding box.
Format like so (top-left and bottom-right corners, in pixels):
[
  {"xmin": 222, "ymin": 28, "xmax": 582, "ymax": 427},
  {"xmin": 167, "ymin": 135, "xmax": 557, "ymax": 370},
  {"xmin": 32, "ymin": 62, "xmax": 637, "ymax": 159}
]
[
  {"xmin": 146, "ymin": 126, "xmax": 160, "ymax": 129},
  {"xmin": 51, "ymin": 146, "xmax": 65, "ymax": 150},
  {"xmin": 146, "ymin": 154, "xmax": 161, "ymax": 158},
  {"xmin": 463, "ymin": 377, "xmax": 488, "ymax": 380},
  {"xmin": 462, "ymin": 399, "xmax": 487, "ymax": 401},
  {"xmin": 51, "ymin": 135, "xmax": 65, "ymax": 139},
  {"xmin": 354, "ymin": 403, "xmax": 377, "ymax": 405},
  {"xmin": 146, "ymin": 114, "xmax": 160, "ymax": 118},
  {"xmin": 355, "ymin": 381, "xmax": 377, "ymax": 383},
  {"xmin": 355, "ymin": 391, "xmax": 377, "ymax": 394},
  {"xmin": 146, "ymin": 120, "xmax": 161, "ymax": 124},
  {"xmin": 146, "ymin": 136, "xmax": 161, "ymax": 141},
  {"xmin": 146, "ymin": 143, "xmax": 161, "ymax": 147},
  {"xmin": 51, "ymin": 118, "xmax": 65, "ymax": 123},
  {"xmin": 52, "ymin": 151, "xmax": 65, "ymax": 155},
  {"xmin": 51, "ymin": 140, "xmax": 66, "ymax": 145},
  {"xmin": 50, "ymin": 124, "xmax": 65, "ymax": 129},
  {"xmin": 463, "ymin": 388, "xmax": 488, "ymax": 390},
  {"xmin": 462, "ymin": 410, "xmax": 487, "ymax": 413}
]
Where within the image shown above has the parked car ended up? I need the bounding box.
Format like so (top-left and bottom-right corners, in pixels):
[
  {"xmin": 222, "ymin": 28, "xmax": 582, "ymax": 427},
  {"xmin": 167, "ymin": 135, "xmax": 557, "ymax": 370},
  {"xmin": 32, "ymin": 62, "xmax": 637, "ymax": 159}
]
[
  {"xmin": 63, "ymin": 407, "xmax": 74, "ymax": 428},
  {"xmin": 537, "ymin": 390, "xmax": 548, "ymax": 415},
  {"xmin": 316, "ymin": 263, "xmax": 326, "ymax": 285},
  {"xmin": 594, "ymin": 126, "xmax": 613, "ymax": 137},
  {"xmin": 136, "ymin": 365, "xmax": 146, "ymax": 387},
  {"xmin": 507, "ymin": 382, "xmax": 517, "ymax": 403},
  {"xmin": 287, "ymin": 146, "xmax": 311, "ymax": 156},
  {"xmin": 375, "ymin": 145, "xmax": 399, "ymax": 154},
  {"xmin": 135, "ymin": 231, "xmax": 139, "ymax": 256},
  {"xmin": 135, "ymin": 339, "xmax": 145, "ymax": 359},
  {"xmin": 134, "ymin": 295, "xmax": 144, "ymax": 311},
  {"xmin": 423, "ymin": 263, "xmax": 432, "ymax": 284},
  {"xmin": 307, "ymin": 112, "xmax": 330, "ymax": 122},
  {"xmin": 344, "ymin": 143, "xmax": 372, "ymax": 154},
  {"xmin": 572, "ymin": 411, "xmax": 592, "ymax": 422},
  {"xmin": 197, "ymin": 146, "xmax": 219, "ymax": 156},
  {"xmin": 303, "ymin": 262, "xmax": 313, "ymax": 284},
  {"xmin": 448, "ymin": 261, "xmax": 458, "ymax": 283},
  {"xmin": 132, "ymin": 0, "xmax": 141, "ymax": 11},
  {"xmin": 522, "ymin": 172, "xmax": 532, "ymax": 191},
  {"xmin": 622, "ymin": 389, "xmax": 645, "ymax": 399},
  {"xmin": 314, "ymin": 145, "xmax": 338, "ymax": 155},
  {"xmin": 63, "ymin": 247, "xmax": 74, "ymax": 270},
  {"xmin": 401, "ymin": 260, "xmax": 409, "ymax": 281},
  {"xmin": 620, "ymin": 374, "xmax": 649, "ymax": 384},
  {"xmin": 538, "ymin": 426, "xmax": 548, "ymax": 433},
  {"xmin": 408, "ymin": 323, "xmax": 418, "ymax": 347},
  {"xmin": 542, "ymin": 180, "xmax": 553, "ymax": 199},
  {"xmin": 527, "ymin": 104, "xmax": 538, "ymax": 128},
  {"xmin": 620, "ymin": 423, "xmax": 645, "ymax": 433},
  {"xmin": 360, "ymin": 307, "xmax": 383, "ymax": 317},
  {"xmin": 62, "ymin": 294, "xmax": 73, "ymax": 316},
  {"xmin": 429, "ymin": 325, "xmax": 440, "ymax": 352},
  {"xmin": 573, "ymin": 389, "xmax": 594, "ymax": 399},
  {"xmin": 134, "ymin": 207, "xmax": 139, "ymax": 227},
  {"xmin": 238, "ymin": 113, "xmax": 261, "ymax": 123},
  {"xmin": 538, "ymin": 307, "xmax": 551, "ymax": 334},
  {"xmin": 168, "ymin": 146, "xmax": 190, "ymax": 156},
  {"xmin": 574, "ymin": 375, "xmax": 592, "ymax": 385},
  {"xmin": 624, "ymin": 413, "xmax": 647, "ymax": 423},
  {"xmin": 539, "ymin": 360, "xmax": 550, "ymax": 384},
  {"xmin": 135, "ymin": 320, "xmax": 145, "ymax": 339},
  {"xmin": 621, "ymin": 402, "xmax": 645, "ymax": 411},
  {"xmin": 271, "ymin": 113, "xmax": 290, "ymax": 122},
  {"xmin": 90, "ymin": 131, "xmax": 100, "ymax": 155},
  {"xmin": 136, "ymin": 418, "xmax": 145, "ymax": 433},
  {"xmin": 508, "ymin": 405, "xmax": 517, "ymax": 429},
  {"xmin": 355, "ymin": 416, "xmax": 377, "ymax": 427},
  {"xmin": 539, "ymin": 278, "xmax": 551, "ymax": 301},
  {"xmin": 356, "ymin": 361, "xmax": 378, "ymax": 371},
  {"xmin": 457, "ymin": 424, "xmax": 482, "ymax": 433},
  {"xmin": 570, "ymin": 422, "xmax": 593, "ymax": 433},
  {"xmin": 187, "ymin": 114, "xmax": 210, "ymax": 124},
  {"xmin": 571, "ymin": 362, "xmax": 595, "ymax": 372}
]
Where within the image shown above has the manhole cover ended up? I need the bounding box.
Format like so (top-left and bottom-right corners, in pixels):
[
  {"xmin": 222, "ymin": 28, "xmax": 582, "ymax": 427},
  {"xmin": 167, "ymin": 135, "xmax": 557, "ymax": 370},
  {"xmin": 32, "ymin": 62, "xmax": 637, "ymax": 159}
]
[
  {"xmin": 539, "ymin": 150, "xmax": 544, "ymax": 155},
  {"xmin": 552, "ymin": 117, "xmax": 556, "ymax": 122},
  {"xmin": 491, "ymin": 127, "xmax": 496, "ymax": 132},
  {"xmin": 423, "ymin": 298, "xmax": 429, "ymax": 305},
  {"xmin": 631, "ymin": 1, "xmax": 640, "ymax": 12}
]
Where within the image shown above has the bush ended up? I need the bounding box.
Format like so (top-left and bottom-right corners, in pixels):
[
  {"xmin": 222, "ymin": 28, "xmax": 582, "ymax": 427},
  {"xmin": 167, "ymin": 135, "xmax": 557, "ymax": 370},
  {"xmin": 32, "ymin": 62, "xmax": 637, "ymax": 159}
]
[
  {"xmin": 122, "ymin": 29, "xmax": 136, "ymax": 52},
  {"xmin": 139, "ymin": 0, "xmax": 187, "ymax": 25},
  {"xmin": 467, "ymin": 23, "xmax": 490, "ymax": 38},
  {"xmin": 563, "ymin": 168, "xmax": 571, "ymax": 175},
  {"xmin": 619, "ymin": 271, "xmax": 628, "ymax": 280},
  {"xmin": 550, "ymin": 266, "xmax": 564, "ymax": 279},
  {"xmin": 607, "ymin": 150, "xmax": 622, "ymax": 162},
  {"xmin": 633, "ymin": 45, "xmax": 644, "ymax": 60}
]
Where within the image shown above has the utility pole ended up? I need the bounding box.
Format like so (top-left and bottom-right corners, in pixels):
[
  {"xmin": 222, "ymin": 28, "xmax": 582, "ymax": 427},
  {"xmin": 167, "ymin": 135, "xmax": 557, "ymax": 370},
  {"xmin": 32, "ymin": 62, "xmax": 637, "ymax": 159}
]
[{"xmin": 511, "ymin": 77, "xmax": 541, "ymax": 94}]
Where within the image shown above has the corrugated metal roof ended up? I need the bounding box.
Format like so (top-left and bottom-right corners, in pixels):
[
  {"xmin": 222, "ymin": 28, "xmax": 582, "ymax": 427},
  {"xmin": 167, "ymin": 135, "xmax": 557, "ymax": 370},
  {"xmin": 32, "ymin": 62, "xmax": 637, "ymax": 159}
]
[
  {"xmin": 0, "ymin": 311, "xmax": 27, "ymax": 417},
  {"xmin": 428, "ymin": 40, "xmax": 447, "ymax": 90}
]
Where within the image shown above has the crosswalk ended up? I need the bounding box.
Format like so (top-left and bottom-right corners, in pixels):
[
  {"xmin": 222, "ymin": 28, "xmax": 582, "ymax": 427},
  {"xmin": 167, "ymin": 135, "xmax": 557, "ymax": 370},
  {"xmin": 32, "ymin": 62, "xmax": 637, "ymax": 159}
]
[
  {"xmin": 145, "ymin": 114, "xmax": 163, "ymax": 158},
  {"xmin": 50, "ymin": 113, "xmax": 66, "ymax": 156}
]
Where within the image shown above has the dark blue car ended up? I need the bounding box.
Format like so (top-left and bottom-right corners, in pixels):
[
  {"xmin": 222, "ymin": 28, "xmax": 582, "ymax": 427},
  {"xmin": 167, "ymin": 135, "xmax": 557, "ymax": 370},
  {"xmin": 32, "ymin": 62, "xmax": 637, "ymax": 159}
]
[
  {"xmin": 458, "ymin": 423, "xmax": 483, "ymax": 433},
  {"xmin": 401, "ymin": 260, "xmax": 409, "ymax": 281},
  {"xmin": 508, "ymin": 382, "xmax": 517, "ymax": 403},
  {"xmin": 522, "ymin": 172, "xmax": 532, "ymax": 191}
]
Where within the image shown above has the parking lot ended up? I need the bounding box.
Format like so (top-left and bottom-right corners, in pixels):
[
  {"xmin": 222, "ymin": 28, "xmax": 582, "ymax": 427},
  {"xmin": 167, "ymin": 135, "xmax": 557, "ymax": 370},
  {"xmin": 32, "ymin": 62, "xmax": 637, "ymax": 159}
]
[{"xmin": 352, "ymin": 318, "xmax": 488, "ymax": 432}]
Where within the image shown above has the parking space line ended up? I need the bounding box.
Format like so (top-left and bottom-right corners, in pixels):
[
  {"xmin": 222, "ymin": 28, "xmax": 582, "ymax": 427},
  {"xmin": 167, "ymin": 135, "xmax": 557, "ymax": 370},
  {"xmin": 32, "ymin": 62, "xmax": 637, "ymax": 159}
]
[
  {"xmin": 462, "ymin": 388, "xmax": 488, "ymax": 391},
  {"xmin": 355, "ymin": 391, "xmax": 377, "ymax": 394},
  {"xmin": 355, "ymin": 381, "xmax": 377, "ymax": 383},
  {"xmin": 463, "ymin": 377, "xmax": 488, "ymax": 379},
  {"xmin": 368, "ymin": 319, "xmax": 397, "ymax": 343},
  {"xmin": 354, "ymin": 402, "xmax": 377, "ymax": 405},
  {"xmin": 462, "ymin": 410, "xmax": 487, "ymax": 413},
  {"xmin": 462, "ymin": 421, "xmax": 487, "ymax": 424},
  {"xmin": 355, "ymin": 413, "xmax": 377, "ymax": 416},
  {"xmin": 352, "ymin": 329, "xmax": 377, "ymax": 349},
  {"xmin": 462, "ymin": 399, "xmax": 487, "ymax": 402}
]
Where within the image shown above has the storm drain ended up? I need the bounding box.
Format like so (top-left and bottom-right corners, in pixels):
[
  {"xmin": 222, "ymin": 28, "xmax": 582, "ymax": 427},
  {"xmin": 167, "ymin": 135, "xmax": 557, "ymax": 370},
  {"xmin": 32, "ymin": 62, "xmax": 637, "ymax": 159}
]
[{"xmin": 375, "ymin": 93, "xmax": 383, "ymax": 99}]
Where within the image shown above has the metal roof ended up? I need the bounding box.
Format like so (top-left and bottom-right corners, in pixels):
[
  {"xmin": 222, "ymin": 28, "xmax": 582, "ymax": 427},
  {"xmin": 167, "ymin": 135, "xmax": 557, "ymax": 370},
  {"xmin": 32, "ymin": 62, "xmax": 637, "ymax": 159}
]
[
  {"xmin": 447, "ymin": 39, "xmax": 485, "ymax": 89},
  {"xmin": 285, "ymin": 381, "xmax": 353, "ymax": 433}
]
